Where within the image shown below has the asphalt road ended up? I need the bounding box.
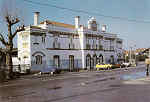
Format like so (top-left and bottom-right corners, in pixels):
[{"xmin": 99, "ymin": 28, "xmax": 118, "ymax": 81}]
[{"xmin": 0, "ymin": 64, "xmax": 149, "ymax": 102}]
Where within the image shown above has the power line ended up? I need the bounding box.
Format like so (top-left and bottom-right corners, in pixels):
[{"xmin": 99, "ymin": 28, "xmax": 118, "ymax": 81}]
[{"xmin": 23, "ymin": 0, "xmax": 150, "ymax": 24}]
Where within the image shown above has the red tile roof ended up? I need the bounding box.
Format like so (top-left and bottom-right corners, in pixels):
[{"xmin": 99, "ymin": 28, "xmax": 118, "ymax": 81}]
[{"xmin": 40, "ymin": 20, "xmax": 75, "ymax": 29}]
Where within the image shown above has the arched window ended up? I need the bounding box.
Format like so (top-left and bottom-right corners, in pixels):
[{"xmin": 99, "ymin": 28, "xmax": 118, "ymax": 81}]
[
  {"xmin": 53, "ymin": 55, "xmax": 60, "ymax": 68},
  {"xmin": 99, "ymin": 54, "xmax": 104, "ymax": 64},
  {"xmin": 93, "ymin": 54, "xmax": 97, "ymax": 66},
  {"xmin": 110, "ymin": 55, "xmax": 114, "ymax": 64},
  {"xmin": 86, "ymin": 54, "xmax": 91, "ymax": 68},
  {"xmin": 35, "ymin": 55, "xmax": 42, "ymax": 64}
]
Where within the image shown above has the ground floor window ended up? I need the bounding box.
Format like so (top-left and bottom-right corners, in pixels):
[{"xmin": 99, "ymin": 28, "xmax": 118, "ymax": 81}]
[
  {"xmin": 93, "ymin": 54, "xmax": 97, "ymax": 66},
  {"xmin": 69, "ymin": 55, "xmax": 74, "ymax": 70},
  {"xmin": 53, "ymin": 55, "xmax": 60, "ymax": 68},
  {"xmin": 99, "ymin": 54, "xmax": 103, "ymax": 64},
  {"xmin": 35, "ymin": 55, "xmax": 42, "ymax": 64},
  {"xmin": 86, "ymin": 54, "xmax": 91, "ymax": 68},
  {"xmin": 110, "ymin": 55, "xmax": 114, "ymax": 64}
]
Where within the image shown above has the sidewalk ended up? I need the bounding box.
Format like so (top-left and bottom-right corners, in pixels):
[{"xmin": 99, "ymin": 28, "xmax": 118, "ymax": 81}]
[{"xmin": 123, "ymin": 76, "xmax": 150, "ymax": 85}]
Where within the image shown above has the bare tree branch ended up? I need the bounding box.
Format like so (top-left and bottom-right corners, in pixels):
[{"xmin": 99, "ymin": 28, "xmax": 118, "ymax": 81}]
[
  {"xmin": 5, "ymin": 15, "xmax": 20, "ymax": 26},
  {"xmin": 5, "ymin": 16, "xmax": 11, "ymax": 24},
  {"xmin": 12, "ymin": 25, "xmax": 25, "ymax": 38},
  {"xmin": 0, "ymin": 33, "xmax": 7, "ymax": 46},
  {"xmin": 11, "ymin": 18, "xmax": 19, "ymax": 25}
]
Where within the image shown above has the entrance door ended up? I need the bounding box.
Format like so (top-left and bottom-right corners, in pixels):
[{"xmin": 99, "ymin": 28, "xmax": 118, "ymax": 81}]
[{"xmin": 69, "ymin": 55, "xmax": 74, "ymax": 71}]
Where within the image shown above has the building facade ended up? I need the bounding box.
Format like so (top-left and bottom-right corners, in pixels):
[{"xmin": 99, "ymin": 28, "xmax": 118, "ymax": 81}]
[{"xmin": 18, "ymin": 12, "xmax": 123, "ymax": 71}]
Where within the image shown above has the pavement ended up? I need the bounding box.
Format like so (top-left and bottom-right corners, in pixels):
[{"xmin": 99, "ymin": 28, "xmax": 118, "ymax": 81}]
[{"xmin": 0, "ymin": 64, "xmax": 150, "ymax": 102}]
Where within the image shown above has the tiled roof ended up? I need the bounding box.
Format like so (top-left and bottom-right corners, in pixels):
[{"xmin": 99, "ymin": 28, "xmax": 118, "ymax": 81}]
[{"xmin": 40, "ymin": 20, "xmax": 75, "ymax": 29}]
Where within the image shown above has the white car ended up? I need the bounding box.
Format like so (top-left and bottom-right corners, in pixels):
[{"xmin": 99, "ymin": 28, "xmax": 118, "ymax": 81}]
[{"xmin": 122, "ymin": 62, "xmax": 131, "ymax": 67}]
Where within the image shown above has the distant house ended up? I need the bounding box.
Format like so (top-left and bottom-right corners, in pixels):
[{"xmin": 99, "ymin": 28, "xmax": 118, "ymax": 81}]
[{"xmin": 18, "ymin": 12, "xmax": 123, "ymax": 72}]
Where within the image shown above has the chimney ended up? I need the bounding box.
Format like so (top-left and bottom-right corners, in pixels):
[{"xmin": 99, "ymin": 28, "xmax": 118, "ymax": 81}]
[
  {"xmin": 34, "ymin": 12, "xmax": 40, "ymax": 26},
  {"xmin": 75, "ymin": 16, "xmax": 80, "ymax": 29},
  {"xmin": 102, "ymin": 25, "xmax": 106, "ymax": 32}
]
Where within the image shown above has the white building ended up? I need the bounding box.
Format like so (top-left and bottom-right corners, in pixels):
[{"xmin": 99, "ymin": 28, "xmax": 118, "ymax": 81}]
[{"xmin": 18, "ymin": 12, "xmax": 123, "ymax": 71}]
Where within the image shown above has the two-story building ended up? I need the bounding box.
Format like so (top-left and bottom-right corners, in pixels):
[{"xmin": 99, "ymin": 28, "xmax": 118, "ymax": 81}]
[{"xmin": 18, "ymin": 12, "xmax": 123, "ymax": 71}]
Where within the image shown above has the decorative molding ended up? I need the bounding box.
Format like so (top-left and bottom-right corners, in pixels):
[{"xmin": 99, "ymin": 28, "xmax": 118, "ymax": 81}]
[
  {"xmin": 33, "ymin": 42, "xmax": 39, "ymax": 45},
  {"xmin": 46, "ymin": 48, "xmax": 104, "ymax": 51},
  {"xmin": 104, "ymin": 37, "xmax": 115, "ymax": 40},
  {"xmin": 85, "ymin": 33, "xmax": 103, "ymax": 38},
  {"xmin": 31, "ymin": 32, "xmax": 46, "ymax": 36},
  {"xmin": 32, "ymin": 51, "xmax": 46, "ymax": 56},
  {"xmin": 48, "ymin": 30, "xmax": 79, "ymax": 37}
]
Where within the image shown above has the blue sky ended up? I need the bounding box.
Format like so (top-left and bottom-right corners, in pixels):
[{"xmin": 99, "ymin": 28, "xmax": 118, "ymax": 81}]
[{"xmin": 0, "ymin": 0, "xmax": 150, "ymax": 50}]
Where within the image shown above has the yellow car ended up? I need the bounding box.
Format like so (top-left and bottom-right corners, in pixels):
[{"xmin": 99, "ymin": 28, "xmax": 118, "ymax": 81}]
[{"xmin": 96, "ymin": 64, "xmax": 113, "ymax": 70}]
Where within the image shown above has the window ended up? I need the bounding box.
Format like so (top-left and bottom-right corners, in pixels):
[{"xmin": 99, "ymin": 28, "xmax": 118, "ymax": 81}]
[
  {"xmin": 42, "ymin": 35, "xmax": 46, "ymax": 43},
  {"xmin": 110, "ymin": 55, "xmax": 115, "ymax": 64},
  {"xmin": 86, "ymin": 54, "xmax": 91, "ymax": 68},
  {"xmin": 53, "ymin": 37, "xmax": 60, "ymax": 49},
  {"xmin": 69, "ymin": 55, "xmax": 74, "ymax": 70},
  {"xmin": 35, "ymin": 55, "xmax": 42, "ymax": 64},
  {"xmin": 93, "ymin": 54, "xmax": 97, "ymax": 66},
  {"xmin": 86, "ymin": 38, "xmax": 91, "ymax": 49},
  {"xmin": 33, "ymin": 37, "xmax": 39, "ymax": 45},
  {"xmin": 99, "ymin": 54, "xmax": 103, "ymax": 64},
  {"xmin": 92, "ymin": 40, "xmax": 96, "ymax": 49},
  {"xmin": 22, "ymin": 43, "xmax": 28, "ymax": 48},
  {"xmin": 69, "ymin": 37, "xmax": 74, "ymax": 49},
  {"xmin": 22, "ymin": 34, "xmax": 28, "ymax": 40},
  {"xmin": 53, "ymin": 55, "xmax": 60, "ymax": 68}
]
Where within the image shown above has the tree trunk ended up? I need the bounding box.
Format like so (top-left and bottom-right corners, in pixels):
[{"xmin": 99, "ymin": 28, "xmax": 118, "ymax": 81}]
[{"xmin": 5, "ymin": 52, "xmax": 13, "ymax": 79}]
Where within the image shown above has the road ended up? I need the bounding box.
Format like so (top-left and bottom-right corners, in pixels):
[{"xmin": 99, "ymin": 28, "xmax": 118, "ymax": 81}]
[{"xmin": 0, "ymin": 64, "xmax": 149, "ymax": 102}]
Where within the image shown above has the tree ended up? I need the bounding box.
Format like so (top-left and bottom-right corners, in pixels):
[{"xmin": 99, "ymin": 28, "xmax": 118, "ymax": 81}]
[{"xmin": 0, "ymin": 0, "xmax": 25, "ymax": 79}]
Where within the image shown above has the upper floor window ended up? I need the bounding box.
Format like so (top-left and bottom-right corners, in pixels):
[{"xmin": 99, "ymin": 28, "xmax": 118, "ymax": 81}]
[
  {"xmin": 117, "ymin": 41, "xmax": 122, "ymax": 44},
  {"xmin": 33, "ymin": 36, "xmax": 39, "ymax": 45},
  {"xmin": 22, "ymin": 34, "xmax": 28, "ymax": 41},
  {"xmin": 86, "ymin": 38, "xmax": 90, "ymax": 44},
  {"xmin": 86, "ymin": 38, "xmax": 91, "ymax": 49},
  {"xmin": 22, "ymin": 42, "xmax": 28, "ymax": 48},
  {"xmin": 69, "ymin": 37, "xmax": 75, "ymax": 49},
  {"xmin": 92, "ymin": 40, "xmax": 96, "ymax": 49},
  {"xmin": 42, "ymin": 35, "xmax": 46, "ymax": 43},
  {"xmin": 53, "ymin": 37, "xmax": 60, "ymax": 49},
  {"xmin": 110, "ymin": 46, "xmax": 114, "ymax": 51},
  {"xmin": 86, "ymin": 44, "xmax": 91, "ymax": 49}
]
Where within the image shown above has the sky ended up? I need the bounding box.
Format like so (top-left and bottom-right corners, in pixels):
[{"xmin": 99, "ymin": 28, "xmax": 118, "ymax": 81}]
[{"xmin": 0, "ymin": 0, "xmax": 150, "ymax": 50}]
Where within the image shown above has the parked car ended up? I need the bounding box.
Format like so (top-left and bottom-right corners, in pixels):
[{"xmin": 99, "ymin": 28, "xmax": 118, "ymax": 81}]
[
  {"xmin": 112, "ymin": 64, "xmax": 121, "ymax": 68},
  {"xmin": 40, "ymin": 67, "xmax": 61, "ymax": 74},
  {"xmin": 96, "ymin": 63, "xmax": 113, "ymax": 70},
  {"xmin": 121, "ymin": 62, "xmax": 131, "ymax": 67}
]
